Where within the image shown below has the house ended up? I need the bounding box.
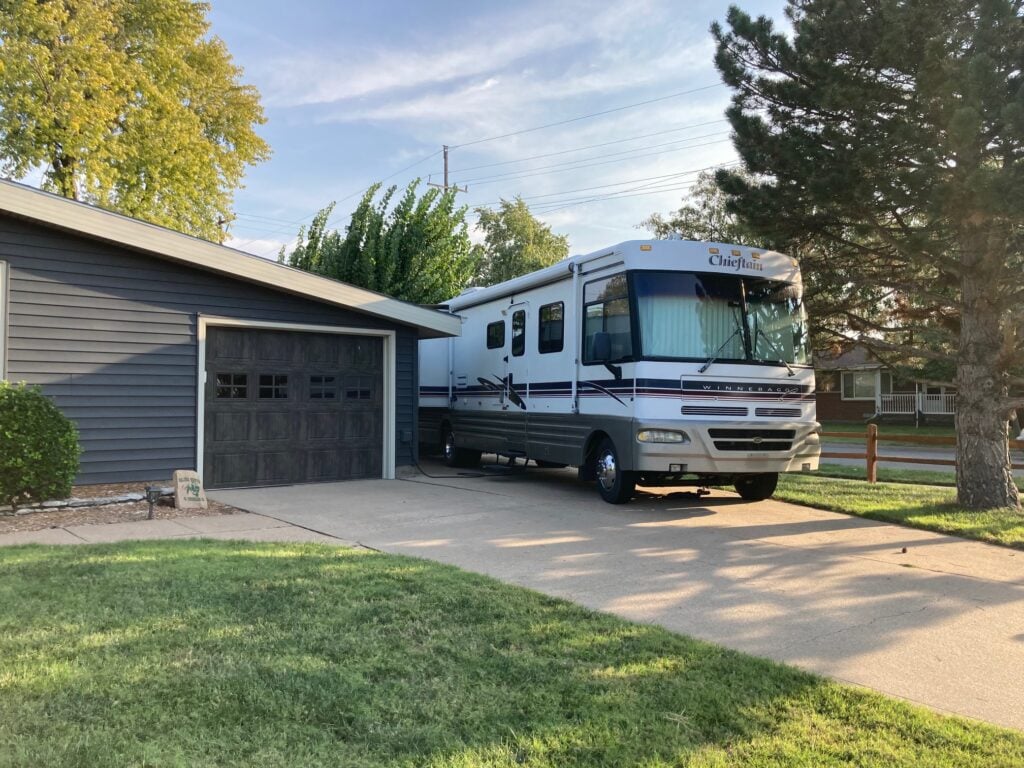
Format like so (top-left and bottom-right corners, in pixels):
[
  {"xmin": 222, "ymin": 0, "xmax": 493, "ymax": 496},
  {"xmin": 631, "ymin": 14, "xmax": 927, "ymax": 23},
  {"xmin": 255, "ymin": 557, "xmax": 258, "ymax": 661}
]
[
  {"xmin": 814, "ymin": 344, "xmax": 956, "ymax": 423},
  {"xmin": 0, "ymin": 180, "xmax": 459, "ymax": 489}
]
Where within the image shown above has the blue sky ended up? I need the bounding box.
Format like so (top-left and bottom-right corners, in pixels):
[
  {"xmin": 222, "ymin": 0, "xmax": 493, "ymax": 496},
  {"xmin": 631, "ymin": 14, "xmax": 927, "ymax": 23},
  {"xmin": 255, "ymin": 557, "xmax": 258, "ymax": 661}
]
[{"xmin": 207, "ymin": 0, "xmax": 786, "ymax": 260}]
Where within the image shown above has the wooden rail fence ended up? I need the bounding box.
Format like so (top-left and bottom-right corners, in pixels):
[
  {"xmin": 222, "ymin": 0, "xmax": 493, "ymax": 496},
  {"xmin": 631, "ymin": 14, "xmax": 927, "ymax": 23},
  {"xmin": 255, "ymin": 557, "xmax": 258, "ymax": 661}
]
[{"xmin": 819, "ymin": 425, "xmax": 1024, "ymax": 483}]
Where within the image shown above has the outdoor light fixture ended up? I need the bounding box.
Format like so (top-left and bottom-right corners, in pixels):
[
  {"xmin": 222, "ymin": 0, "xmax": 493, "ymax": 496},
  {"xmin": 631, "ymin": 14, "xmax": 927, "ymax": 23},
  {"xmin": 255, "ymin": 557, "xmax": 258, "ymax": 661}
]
[{"xmin": 145, "ymin": 486, "xmax": 161, "ymax": 519}]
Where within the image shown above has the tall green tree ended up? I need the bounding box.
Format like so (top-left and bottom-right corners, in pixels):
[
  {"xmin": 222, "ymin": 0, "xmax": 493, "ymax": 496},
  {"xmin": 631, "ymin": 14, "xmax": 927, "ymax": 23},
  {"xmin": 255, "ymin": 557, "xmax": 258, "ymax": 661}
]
[
  {"xmin": 474, "ymin": 197, "xmax": 569, "ymax": 286},
  {"xmin": 285, "ymin": 180, "xmax": 480, "ymax": 305},
  {"xmin": 712, "ymin": 0, "xmax": 1024, "ymax": 510},
  {"xmin": 0, "ymin": 0, "xmax": 270, "ymax": 242},
  {"xmin": 639, "ymin": 170, "xmax": 755, "ymax": 244}
]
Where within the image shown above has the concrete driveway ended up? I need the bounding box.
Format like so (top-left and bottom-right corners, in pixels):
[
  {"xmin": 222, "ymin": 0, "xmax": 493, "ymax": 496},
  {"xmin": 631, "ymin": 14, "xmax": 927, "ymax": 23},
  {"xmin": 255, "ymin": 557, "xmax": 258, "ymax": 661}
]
[{"xmin": 213, "ymin": 461, "xmax": 1024, "ymax": 732}]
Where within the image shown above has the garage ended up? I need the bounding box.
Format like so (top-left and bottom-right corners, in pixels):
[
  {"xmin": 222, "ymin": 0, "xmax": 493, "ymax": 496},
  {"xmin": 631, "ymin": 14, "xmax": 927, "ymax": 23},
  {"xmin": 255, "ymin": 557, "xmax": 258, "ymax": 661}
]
[
  {"xmin": 0, "ymin": 179, "xmax": 460, "ymax": 487},
  {"xmin": 203, "ymin": 326, "xmax": 386, "ymax": 489}
]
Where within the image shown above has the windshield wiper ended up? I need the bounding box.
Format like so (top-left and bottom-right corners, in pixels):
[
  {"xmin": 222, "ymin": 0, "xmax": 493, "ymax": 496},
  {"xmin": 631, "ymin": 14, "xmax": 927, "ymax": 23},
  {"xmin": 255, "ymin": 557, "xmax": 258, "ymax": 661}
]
[
  {"xmin": 698, "ymin": 326, "xmax": 743, "ymax": 373},
  {"xmin": 754, "ymin": 328, "xmax": 797, "ymax": 377}
]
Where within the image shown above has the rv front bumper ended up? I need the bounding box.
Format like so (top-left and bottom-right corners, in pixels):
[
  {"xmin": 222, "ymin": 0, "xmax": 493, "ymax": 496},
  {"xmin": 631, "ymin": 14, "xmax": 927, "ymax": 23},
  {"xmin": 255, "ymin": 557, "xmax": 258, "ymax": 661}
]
[{"xmin": 629, "ymin": 419, "xmax": 821, "ymax": 475}]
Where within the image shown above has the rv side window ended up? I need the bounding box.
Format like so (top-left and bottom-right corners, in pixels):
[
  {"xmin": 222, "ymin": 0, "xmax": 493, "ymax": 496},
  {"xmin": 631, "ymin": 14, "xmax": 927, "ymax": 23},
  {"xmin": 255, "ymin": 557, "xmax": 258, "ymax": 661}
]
[
  {"xmin": 486, "ymin": 321, "xmax": 505, "ymax": 349},
  {"xmin": 582, "ymin": 273, "xmax": 632, "ymax": 363},
  {"xmin": 511, "ymin": 310, "xmax": 526, "ymax": 356},
  {"xmin": 538, "ymin": 302, "xmax": 564, "ymax": 354}
]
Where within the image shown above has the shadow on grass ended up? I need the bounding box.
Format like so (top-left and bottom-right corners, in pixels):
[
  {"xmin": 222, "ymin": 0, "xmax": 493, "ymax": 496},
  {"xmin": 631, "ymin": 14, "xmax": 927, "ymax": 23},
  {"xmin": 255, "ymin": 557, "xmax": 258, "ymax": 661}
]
[
  {"xmin": 775, "ymin": 475, "xmax": 1024, "ymax": 551},
  {"xmin": 0, "ymin": 540, "xmax": 1021, "ymax": 767}
]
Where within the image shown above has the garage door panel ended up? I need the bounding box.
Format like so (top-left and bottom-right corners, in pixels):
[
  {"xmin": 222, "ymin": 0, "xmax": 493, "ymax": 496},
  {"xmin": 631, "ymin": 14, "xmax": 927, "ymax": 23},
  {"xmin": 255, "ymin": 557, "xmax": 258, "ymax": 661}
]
[
  {"xmin": 256, "ymin": 451, "xmax": 299, "ymax": 485},
  {"xmin": 342, "ymin": 336, "xmax": 379, "ymax": 369},
  {"xmin": 204, "ymin": 327, "xmax": 384, "ymax": 489},
  {"xmin": 256, "ymin": 331, "xmax": 297, "ymax": 363},
  {"xmin": 254, "ymin": 411, "xmax": 293, "ymax": 441},
  {"xmin": 307, "ymin": 450, "xmax": 342, "ymax": 481},
  {"xmin": 213, "ymin": 412, "xmax": 250, "ymax": 443},
  {"xmin": 343, "ymin": 411, "xmax": 378, "ymax": 439},
  {"xmin": 211, "ymin": 452, "xmax": 256, "ymax": 487},
  {"xmin": 211, "ymin": 330, "xmax": 250, "ymax": 362},
  {"xmin": 344, "ymin": 449, "xmax": 379, "ymax": 479},
  {"xmin": 305, "ymin": 335, "xmax": 341, "ymax": 364},
  {"xmin": 306, "ymin": 412, "xmax": 340, "ymax": 441}
]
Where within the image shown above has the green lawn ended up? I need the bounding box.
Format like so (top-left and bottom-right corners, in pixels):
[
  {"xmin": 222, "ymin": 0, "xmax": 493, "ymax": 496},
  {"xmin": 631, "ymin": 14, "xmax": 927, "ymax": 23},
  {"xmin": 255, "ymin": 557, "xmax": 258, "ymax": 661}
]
[
  {"xmin": 819, "ymin": 421, "xmax": 957, "ymax": 442},
  {"xmin": 814, "ymin": 462, "xmax": 1024, "ymax": 491},
  {"xmin": 2, "ymin": 541, "xmax": 1022, "ymax": 767},
  {"xmin": 776, "ymin": 473, "xmax": 1024, "ymax": 549}
]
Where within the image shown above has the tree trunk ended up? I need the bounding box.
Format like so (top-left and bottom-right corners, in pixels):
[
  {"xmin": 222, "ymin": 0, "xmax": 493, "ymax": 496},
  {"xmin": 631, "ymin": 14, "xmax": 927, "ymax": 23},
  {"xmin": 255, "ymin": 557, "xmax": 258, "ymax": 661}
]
[{"xmin": 956, "ymin": 233, "xmax": 1020, "ymax": 511}]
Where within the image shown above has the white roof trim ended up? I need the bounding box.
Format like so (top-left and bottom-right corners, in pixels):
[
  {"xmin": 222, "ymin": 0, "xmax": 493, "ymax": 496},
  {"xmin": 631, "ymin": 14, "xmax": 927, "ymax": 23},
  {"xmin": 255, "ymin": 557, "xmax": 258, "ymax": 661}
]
[{"xmin": 0, "ymin": 179, "xmax": 459, "ymax": 338}]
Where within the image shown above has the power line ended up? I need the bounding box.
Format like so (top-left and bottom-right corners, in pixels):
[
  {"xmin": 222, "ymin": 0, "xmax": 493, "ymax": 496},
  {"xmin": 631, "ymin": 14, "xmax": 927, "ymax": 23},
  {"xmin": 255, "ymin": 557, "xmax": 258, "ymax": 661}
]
[
  {"xmin": 531, "ymin": 161, "xmax": 739, "ymax": 216},
  {"xmin": 449, "ymin": 82, "xmax": 725, "ymax": 149},
  {"xmin": 458, "ymin": 138, "xmax": 732, "ymax": 189},
  {"xmin": 447, "ymin": 118, "xmax": 730, "ymax": 174},
  {"xmin": 468, "ymin": 164, "xmax": 728, "ymax": 209},
  {"xmin": 458, "ymin": 132, "xmax": 729, "ymax": 185}
]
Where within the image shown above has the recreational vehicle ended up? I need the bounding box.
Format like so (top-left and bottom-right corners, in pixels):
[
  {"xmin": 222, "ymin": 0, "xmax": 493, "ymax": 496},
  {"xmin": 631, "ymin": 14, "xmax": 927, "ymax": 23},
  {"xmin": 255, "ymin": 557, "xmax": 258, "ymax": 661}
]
[{"xmin": 418, "ymin": 239, "xmax": 821, "ymax": 503}]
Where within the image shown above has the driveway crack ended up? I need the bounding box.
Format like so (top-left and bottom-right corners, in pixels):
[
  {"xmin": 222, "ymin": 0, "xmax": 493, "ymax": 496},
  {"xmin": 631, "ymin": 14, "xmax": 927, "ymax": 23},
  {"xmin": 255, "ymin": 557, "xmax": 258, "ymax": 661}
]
[{"xmin": 786, "ymin": 604, "xmax": 934, "ymax": 649}]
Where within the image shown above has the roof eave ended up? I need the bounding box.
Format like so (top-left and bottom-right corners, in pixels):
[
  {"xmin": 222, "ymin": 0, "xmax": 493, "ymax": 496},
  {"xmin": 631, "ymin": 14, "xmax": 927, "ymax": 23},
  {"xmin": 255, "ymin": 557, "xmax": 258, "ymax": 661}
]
[{"xmin": 0, "ymin": 180, "xmax": 460, "ymax": 338}]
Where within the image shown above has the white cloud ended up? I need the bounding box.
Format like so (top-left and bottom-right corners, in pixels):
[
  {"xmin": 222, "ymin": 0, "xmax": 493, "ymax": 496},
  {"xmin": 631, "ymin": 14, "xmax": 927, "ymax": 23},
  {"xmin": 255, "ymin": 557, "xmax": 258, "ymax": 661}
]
[
  {"xmin": 226, "ymin": 235, "xmax": 297, "ymax": 261},
  {"xmin": 259, "ymin": 0, "xmax": 672, "ymax": 109}
]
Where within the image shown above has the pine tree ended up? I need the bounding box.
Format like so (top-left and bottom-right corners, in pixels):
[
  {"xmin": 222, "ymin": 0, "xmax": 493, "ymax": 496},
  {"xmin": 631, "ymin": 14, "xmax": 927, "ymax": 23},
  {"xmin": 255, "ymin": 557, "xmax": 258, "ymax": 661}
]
[{"xmin": 713, "ymin": 0, "xmax": 1024, "ymax": 510}]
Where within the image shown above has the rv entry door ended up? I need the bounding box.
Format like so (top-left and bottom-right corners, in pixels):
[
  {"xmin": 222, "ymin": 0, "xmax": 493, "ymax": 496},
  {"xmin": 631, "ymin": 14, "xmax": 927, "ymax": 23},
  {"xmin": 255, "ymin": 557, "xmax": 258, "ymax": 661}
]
[{"xmin": 503, "ymin": 303, "xmax": 529, "ymax": 456}]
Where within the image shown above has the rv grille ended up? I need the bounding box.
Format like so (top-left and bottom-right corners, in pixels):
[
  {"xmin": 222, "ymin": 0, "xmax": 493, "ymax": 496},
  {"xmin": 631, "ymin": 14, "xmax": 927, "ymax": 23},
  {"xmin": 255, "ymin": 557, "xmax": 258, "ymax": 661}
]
[
  {"xmin": 708, "ymin": 428, "xmax": 795, "ymax": 452},
  {"xmin": 681, "ymin": 405, "xmax": 748, "ymax": 416},
  {"xmin": 755, "ymin": 407, "xmax": 801, "ymax": 418}
]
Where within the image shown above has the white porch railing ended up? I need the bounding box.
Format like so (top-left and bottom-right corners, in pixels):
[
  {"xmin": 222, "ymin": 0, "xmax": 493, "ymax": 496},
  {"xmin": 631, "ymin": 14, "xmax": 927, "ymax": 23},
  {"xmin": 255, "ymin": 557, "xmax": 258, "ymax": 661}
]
[{"xmin": 878, "ymin": 392, "xmax": 956, "ymax": 415}]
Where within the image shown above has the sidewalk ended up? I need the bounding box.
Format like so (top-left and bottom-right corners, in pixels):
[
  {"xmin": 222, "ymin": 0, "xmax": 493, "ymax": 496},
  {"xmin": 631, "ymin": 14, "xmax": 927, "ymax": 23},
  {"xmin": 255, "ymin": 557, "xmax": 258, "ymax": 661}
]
[{"xmin": 0, "ymin": 510, "xmax": 346, "ymax": 547}]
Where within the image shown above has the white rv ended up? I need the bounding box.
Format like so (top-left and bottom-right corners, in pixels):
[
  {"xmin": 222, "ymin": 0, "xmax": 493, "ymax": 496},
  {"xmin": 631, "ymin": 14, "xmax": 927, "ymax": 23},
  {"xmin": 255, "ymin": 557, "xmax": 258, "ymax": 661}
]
[{"xmin": 418, "ymin": 239, "xmax": 821, "ymax": 503}]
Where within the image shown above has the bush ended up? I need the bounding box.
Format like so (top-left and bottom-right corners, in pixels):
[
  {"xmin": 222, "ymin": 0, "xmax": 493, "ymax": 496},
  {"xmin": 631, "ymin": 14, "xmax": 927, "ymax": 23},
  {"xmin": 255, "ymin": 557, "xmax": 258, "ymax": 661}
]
[{"xmin": 0, "ymin": 381, "xmax": 81, "ymax": 508}]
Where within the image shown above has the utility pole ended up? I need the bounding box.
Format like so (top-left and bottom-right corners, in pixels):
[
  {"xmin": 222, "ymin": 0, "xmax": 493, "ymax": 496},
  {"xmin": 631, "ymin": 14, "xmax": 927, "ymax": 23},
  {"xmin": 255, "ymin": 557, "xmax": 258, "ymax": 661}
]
[{"xmin": 427, "ymin": 145, "xmax": 467, "ymax": 193}]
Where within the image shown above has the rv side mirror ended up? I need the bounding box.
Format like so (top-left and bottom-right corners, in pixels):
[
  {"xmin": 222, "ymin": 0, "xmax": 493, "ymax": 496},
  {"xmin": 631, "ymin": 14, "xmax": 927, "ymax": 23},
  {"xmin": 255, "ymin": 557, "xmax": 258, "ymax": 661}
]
[{"xmin": 592, "ymin": 332, "xmax": 611, "ymax": 361}]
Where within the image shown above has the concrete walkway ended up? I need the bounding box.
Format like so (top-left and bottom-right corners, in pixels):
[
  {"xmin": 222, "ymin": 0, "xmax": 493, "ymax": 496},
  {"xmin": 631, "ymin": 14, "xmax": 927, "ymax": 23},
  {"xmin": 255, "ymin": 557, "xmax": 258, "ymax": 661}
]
[
  {"xmin": 213, "ymin": 463, "xmax": 1024, "ymax": 732},
  {"xmin": 0, "ymin": 511, "xmax": 345, "ymax": 546}
]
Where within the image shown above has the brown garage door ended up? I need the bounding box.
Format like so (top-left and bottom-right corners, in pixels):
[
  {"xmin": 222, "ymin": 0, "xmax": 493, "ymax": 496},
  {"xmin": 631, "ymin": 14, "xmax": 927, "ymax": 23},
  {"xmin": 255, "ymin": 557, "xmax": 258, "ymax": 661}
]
[{"xmin": 203, "ymin": 327, "xmax": 383, "ymax": 489}]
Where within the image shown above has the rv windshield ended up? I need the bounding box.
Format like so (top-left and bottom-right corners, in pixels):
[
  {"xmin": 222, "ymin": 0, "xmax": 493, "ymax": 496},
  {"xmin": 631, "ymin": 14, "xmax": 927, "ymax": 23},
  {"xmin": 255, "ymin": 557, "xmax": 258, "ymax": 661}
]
[{"xmin": 633, "ymin": 271, "xmax": 810, "ymax": 366}]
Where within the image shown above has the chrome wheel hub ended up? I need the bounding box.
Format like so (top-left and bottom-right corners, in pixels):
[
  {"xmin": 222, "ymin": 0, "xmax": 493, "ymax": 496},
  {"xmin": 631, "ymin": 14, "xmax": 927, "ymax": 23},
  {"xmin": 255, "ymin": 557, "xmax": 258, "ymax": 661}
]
[
  {"xmin": 597, "ymin": 451, "xmax": 617, "ymax": 490},
  {"xmin": 444, "ymin": 432, "xmax": 455, "ymax": 460}
]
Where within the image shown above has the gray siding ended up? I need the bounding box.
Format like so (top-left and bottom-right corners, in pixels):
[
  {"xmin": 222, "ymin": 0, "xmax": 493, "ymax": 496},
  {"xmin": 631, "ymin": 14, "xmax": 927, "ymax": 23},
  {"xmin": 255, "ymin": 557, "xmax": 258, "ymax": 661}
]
[{"xmin": 0, "ymin": 214, "xmax": 420, "ymax": 484}]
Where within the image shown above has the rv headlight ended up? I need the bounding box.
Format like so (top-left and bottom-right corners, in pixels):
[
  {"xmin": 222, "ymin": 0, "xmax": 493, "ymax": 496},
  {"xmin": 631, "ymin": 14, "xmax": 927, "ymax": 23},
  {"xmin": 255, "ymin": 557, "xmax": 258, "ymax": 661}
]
[{"xmin": 637, "ymin": 429, "xmax": 689, "ymax": 444}]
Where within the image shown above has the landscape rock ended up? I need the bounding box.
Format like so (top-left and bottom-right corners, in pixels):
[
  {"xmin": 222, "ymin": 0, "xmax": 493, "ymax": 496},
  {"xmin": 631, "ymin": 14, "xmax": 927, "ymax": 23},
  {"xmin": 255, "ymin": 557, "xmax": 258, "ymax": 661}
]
[{"xmin": 173, "ymin": 470, "xmax": 208, "ymax": 510}]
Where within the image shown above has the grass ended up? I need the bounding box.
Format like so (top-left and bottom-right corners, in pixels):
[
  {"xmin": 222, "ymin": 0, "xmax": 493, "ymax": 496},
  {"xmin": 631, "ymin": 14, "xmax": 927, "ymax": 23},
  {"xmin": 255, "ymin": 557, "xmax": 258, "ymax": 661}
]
[
  {"xmin": 1, "ymin": 541, "xmax": 1022, "ymax": 767},
  {"xmin": 814, "ymin": 462, "xmax": 1024, "ymax": 491},
  {"xmin": 776, "ymin": 473, "xmax": 1024, "ymax": 549},
  {"xmin": 819, "ymin": 421, "xmax": 956, "ymax": 442}
]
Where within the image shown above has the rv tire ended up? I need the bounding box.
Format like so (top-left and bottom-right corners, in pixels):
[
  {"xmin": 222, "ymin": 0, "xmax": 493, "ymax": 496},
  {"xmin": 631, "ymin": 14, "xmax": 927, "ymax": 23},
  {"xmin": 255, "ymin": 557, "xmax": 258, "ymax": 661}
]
[
  {"xmin": 442, "ymin": 425, "xmax": 481, "ymax": 468},
  {"xmin": 594, "ymin": 437, "xmax": 636, "ymax": 504},
  {"xmin": 733, "ymin": 472, "xmax": 778, "ymax": 501}
]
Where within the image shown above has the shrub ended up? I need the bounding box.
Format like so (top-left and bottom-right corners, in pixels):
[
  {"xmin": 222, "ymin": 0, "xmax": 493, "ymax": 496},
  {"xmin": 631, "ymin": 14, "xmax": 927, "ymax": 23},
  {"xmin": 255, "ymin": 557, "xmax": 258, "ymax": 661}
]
[{"xmin": 0, "ymin": 381, "xmax": 81, "ymax": 508}]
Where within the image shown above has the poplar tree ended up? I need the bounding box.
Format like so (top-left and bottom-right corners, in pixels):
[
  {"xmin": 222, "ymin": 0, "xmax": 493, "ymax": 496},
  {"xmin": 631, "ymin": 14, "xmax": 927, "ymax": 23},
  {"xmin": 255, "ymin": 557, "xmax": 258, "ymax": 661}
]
[
  {"xmin": 286, "ymin": 180, "xmax": 480, "ymax": 306},
  {"xmin": 713, "ymin": 0, "xmax": 1024, "ymax": 510}
]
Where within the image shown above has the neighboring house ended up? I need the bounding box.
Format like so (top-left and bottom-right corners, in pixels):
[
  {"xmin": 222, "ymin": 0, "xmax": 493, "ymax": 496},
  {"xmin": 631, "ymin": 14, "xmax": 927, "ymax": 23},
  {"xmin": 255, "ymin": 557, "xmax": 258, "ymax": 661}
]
[
  {"xmin": 814, "ymin": 344, "xmax": 956, "ymax": 423},
  {"xmin": 0, "ymin": 180, "xmax": 459, "ymax": 489}
]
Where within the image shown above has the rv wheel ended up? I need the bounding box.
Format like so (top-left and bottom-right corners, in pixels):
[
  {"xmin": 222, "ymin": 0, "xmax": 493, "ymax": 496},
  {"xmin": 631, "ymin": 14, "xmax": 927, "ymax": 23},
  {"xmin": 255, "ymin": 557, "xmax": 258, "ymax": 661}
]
[
  {"xmin": 442, "ymin": 426, "xmax": 481, "ymax": 468},
  {"xmin": 594, "ymin": 437, "xmax": 636, "ymax": 504},
  {"xmin": 733, "ymin": 473, "xmax": 779, "ymax": 501}
]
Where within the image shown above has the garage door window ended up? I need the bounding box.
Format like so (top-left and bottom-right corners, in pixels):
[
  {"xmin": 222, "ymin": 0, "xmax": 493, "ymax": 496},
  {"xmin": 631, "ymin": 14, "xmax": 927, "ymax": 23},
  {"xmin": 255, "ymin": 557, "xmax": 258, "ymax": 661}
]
[
  {"xmin": 309, "ymin": 375, "xmax": 337, "ymax": 399},
  {"xmin": 345, "ymin": 376, "xmax": 373, "ymax": 400},
  {"xmin": 258, "ymin": 374, "xmax": 289, "ymax": 399},
  {"xmin": 215, "ymin": 373, "xmax": 248, "ymax": 399}
]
